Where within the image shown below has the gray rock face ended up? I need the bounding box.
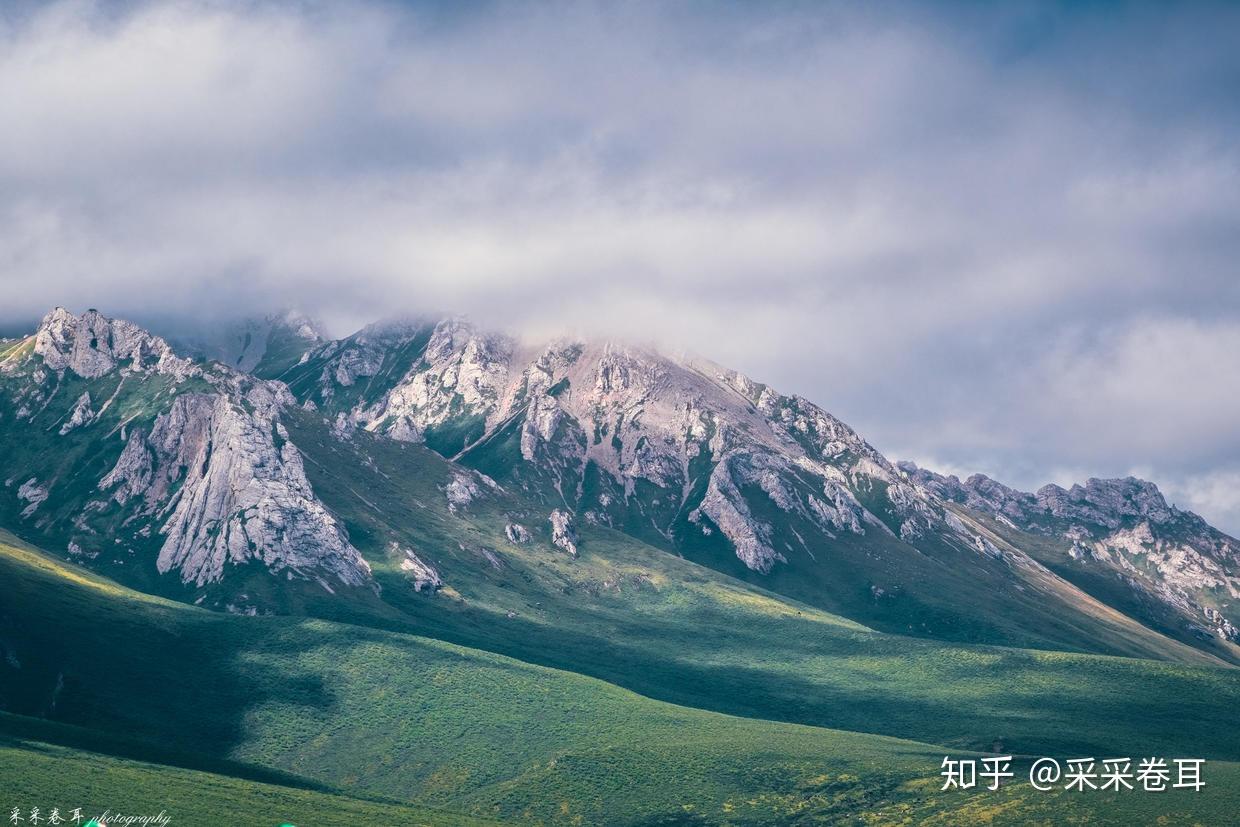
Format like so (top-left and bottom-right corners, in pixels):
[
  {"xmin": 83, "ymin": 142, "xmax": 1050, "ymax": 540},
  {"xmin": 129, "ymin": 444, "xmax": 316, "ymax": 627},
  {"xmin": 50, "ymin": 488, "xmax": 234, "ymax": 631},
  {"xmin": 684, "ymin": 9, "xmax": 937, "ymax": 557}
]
[
  {"xmin": 505, "ymin": 522, "xmax": 531, "ymax": 544},
  {"xmin": 315, "ymin": 318, "xmax": 434, "ymax": 401},
  {"xmin": 8, "ymin": 308, "xmax": 374, "ymax": 592},
  {"xmin": 445, "ymin": 473, "xmax": 481, "ymax": 511},
  {"xmin": 1035, "ymin": 478, "xmax": 1174, "ymax": 528},
  {"xmin": 100, "ymin": 386, "xmax": 371, "ymax": 588},
  {"xmin": 390, "ymin": 542, "xmax": 442, "ymax": 592},
  {"xmin": 34, "ymin": 307, "xmax": 195, "ymax": 380},
  {"xmin": 549, "ymin": 509, "xmax": 578, "ymax": 556},
  {"xmin": 902, "ymin": 466, "xmax": 1032, "ymax": 527},
  {"xmin": 902, "ymin": 466, "xmax": 1183, "ymax": 533},
  {"xmin": 284, "ymin": 317, "xmax": 991, "ymax": 576},
  {"xmin": 361, "ymin": 318, "xmax": 512, "ymax": 440},
  {"xmin": 901, "ymin": 463, "xmax": 1240, "ymax": 642},
  {"xmin": 58, "ymin": 392, "xmax": 96, "ymax": 435},
  {"xmin": 690, "ymin": 454, "xmax": 783, "ymax": 572},
  {"xmin": 16, "ymin": 478, "xmax": 47, "ymax": 518}
]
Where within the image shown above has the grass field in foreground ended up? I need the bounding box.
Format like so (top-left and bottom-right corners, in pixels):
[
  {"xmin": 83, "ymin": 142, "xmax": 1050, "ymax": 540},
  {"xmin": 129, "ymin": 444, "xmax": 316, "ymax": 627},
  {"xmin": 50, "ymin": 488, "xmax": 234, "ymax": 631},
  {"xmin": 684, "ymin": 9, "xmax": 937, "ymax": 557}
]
[
  {"xmin": 3, "ymin": 531, "xmax": 1240, "ymax": 824},
  {"xmin": 4, "ymin": 713, "xmax": 1239, "ymax": 827},
  {"xmin": 0, "ymin": 722, "xmax": 495, "ymax": 827}
]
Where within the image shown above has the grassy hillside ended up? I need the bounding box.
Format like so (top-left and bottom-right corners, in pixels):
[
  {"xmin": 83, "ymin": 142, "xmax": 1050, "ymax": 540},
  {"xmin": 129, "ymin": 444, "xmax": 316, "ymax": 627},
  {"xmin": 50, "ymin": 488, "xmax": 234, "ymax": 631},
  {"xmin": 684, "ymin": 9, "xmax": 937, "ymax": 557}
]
[
  {"xmin": 279, "ymin": 420, "xmax": 1240, "ymax": 762},
  {"xmin": 4, "ymin": 531, "xmax": 1240, "ymax": 825},
  {"xmin": 0, "ymin": 715, "xmax": 490, "ymax": 827},
  {"xmin": 9, "ymin": 715, "xmax": 1237, "ymax": 827},
  {"xmin": 286, "ymin": 408, "xmax": 1227, "ymax": 664},
  {"xmin": 965, "ymin": 507, "xmax": 1240, "ymax": 665}
]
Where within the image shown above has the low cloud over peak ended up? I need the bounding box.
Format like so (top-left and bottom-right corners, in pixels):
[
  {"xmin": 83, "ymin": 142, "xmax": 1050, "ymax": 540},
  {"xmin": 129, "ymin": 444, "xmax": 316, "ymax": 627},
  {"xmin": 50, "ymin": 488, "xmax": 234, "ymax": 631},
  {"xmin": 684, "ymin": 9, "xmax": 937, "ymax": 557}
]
[{"xmin": 2, "ymin": 0, "xmax": 1238, "ymax": 532}]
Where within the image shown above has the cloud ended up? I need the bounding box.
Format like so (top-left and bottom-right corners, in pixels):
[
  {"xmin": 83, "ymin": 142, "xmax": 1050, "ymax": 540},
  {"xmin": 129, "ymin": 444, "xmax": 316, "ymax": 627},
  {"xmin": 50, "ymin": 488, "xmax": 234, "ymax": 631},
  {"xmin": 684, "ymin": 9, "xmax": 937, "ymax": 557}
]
[{"xmin": 1, "ymin": 0, "xmax": 1238, "ymax": 532}]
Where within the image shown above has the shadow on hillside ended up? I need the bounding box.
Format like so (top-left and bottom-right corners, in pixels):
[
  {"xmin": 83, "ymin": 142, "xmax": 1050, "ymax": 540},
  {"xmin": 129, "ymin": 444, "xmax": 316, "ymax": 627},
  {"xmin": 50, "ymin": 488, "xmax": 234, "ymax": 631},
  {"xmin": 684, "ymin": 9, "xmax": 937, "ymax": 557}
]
[
  {"xmin": 0, "ymin": 549, "xmax": 345, "ymax": 782},
  {"xmin": 383, "ymin": 594, "xmax": 1240, "ymax": 764}
]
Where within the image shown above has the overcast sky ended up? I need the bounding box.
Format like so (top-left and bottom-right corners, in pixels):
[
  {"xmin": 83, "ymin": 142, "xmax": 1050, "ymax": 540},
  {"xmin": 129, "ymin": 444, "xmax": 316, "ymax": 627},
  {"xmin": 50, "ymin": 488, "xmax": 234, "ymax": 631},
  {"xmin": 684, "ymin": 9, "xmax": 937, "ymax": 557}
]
[{"xmin": 2, "ymin": 0, "xmax": 1239, "ymax": 533}]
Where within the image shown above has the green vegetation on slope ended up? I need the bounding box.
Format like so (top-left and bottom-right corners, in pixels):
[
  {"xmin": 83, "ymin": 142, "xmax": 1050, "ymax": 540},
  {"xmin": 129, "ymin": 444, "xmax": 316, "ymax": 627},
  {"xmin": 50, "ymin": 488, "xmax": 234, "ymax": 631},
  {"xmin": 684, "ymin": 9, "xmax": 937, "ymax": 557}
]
[
  {"xmin": 282, "ymin": 419, "xmax": 1240, "ymax": 762},
  {"xmin": 0, "ymin": 716, "xmax": 493, "ymax": 827},
  {"xmin": 4, "ymin": 531, "xmax": 1239, "ymax": 825},
  {"xmin": 4, "ymin": 339, "xmax": 1240, "ymax": 824}
]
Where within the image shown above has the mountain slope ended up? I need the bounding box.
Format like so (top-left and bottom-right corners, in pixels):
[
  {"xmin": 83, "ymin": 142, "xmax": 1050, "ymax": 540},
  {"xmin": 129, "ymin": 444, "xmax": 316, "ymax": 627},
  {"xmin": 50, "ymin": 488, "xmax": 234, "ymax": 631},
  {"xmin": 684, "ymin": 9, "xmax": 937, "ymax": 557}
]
[
  {"xmin": 905, "ymin": 463, "xmax": 1240, "ymax": 662},
  {"xmin": 4, "ymin": 529, "xmax": 1240, "ymax": 826},
  {"xmin": 5, "ymin": 308, "xmax": 1240, "ymax": 825},
  {"xmin": 173, "ymin": 309, "xmax": 327, "ymax": 378},
  {"xmin": 0, "ymin": 308, "xmax": 374, "ymax": 608},
  {"xmin": 253, "ymin": 313, "xmax": 1240, "ymax": 663},
  {"xmin": 0, "ymin": 714, "xmax": 491, "ymax": 827},
  {"xmin": 6, "ymin": 308, "xmax": 1232, "ymax": 666}
]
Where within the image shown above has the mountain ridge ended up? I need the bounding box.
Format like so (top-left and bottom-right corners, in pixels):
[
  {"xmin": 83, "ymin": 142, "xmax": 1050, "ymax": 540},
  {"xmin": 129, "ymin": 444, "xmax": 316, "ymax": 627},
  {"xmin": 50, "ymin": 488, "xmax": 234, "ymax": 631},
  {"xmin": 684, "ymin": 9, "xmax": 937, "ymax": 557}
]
[
  {"xmin": 903, "ymin": 462, "xmax": 1240, "ymax": 643},
  {"xmin": 2, "ymin": 307, "xmax": 373, "ymax": 598},
  {"xmin": 2, "ymin": 306, "xmax": 1237, "ymax": 665}
]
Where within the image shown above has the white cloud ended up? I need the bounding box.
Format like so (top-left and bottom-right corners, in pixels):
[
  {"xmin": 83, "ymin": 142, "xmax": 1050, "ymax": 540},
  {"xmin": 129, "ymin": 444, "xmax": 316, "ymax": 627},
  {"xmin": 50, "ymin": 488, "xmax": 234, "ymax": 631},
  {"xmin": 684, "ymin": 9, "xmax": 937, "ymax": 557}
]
[
  {"xmin": 0, "ymin": 0, "xmax": 1238, "ymax": 533},
  {"xmin": 1159, "ymin": 469, "xmax": 1240, "ymax": 536}
]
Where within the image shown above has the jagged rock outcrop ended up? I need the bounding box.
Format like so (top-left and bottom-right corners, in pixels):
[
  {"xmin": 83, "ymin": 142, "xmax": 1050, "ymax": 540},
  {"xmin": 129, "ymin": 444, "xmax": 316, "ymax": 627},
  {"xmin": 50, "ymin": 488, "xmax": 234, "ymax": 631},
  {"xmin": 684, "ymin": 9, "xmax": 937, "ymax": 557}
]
[
  {"xmin": 901, "ymin": 463, "xmax": 1240, "ymax": 642},
  {"xmin": 6, "ymin": 308, "xmax": 373, "ymax": 592},
  {"xmin": 365, "ymin": 319, "xmax": 512, "ymax": 438},
  {"xmin": 390, "ymin": 542, "xmax": 442, "ymax": 592},
  {"xmin": 16, "ymin": 479, "xmax": 47, "ymax": 518},
  {"xmin": 549, "ymin": 509, "xmax": 579, "ymax": 556},
  {"xmin": 1035, "ymin": 478, "xmax": 1175, "ymax": 528},
  {"xmin": 283, "ymin": 318, "xmax": 985, "ymax": 575},
  {"xmin": 35, "ymin": 307, "xmax": 195, "ymax": 380},
  {"xmin": 505, "ymin": 522, "xmax": 531, "ymax": 544},
  {"xmin": 292, "ymin": 318, "xmax": 435, "ymax": 407},
  {"xmin": 99, "ymin": 385, "xmax": 371, "ymax": 588},
  {"xmin": 58, "ymin": 392, "xmax": 96, "ymax": 435},
  {"xmin": 445, "ymin": 473, "xmax": 481, "ymax": 512}
]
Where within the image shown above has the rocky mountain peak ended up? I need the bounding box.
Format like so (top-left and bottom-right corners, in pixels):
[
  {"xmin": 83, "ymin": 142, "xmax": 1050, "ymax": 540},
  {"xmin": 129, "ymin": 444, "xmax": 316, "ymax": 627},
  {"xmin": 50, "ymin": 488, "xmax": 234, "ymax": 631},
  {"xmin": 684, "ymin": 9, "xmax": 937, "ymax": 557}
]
[
  {"xmin": 898, "ymin": 464, "xmax": 1031, "ymax": 524},
  {"xmin": 1035, "ymin": 477, "xmax": 1175, "ymax": 528},
  {"xmin": 7, "ymin": 307, "xmax": 373, "ymax": 595},
  {"xmin": 901, "ymin": 464, "xmax": 1183, "ymax": 533},
  {"xmin": 34, "ymin": 307, "xmax": 193, "ymax": 379},
  {"xmin": 291, "ymin": 319, "xmax": 950, "ymax": 574}
]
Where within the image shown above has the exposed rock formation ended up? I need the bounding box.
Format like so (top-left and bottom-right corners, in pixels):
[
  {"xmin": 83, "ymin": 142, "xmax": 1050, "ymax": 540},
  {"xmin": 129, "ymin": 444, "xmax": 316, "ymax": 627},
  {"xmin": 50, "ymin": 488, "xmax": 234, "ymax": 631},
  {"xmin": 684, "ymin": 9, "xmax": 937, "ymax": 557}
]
[
  {"xmin": 549, "ymin": 509, "xmax": 578, "ymax": 556},
  {"xmin": 58, "ymin": 392, "xmax": 96, "ymax": 435},
  {"xmin": 35, "ymin": 307, "xmax": 195, "ymax": 380},
  {"xmin": 390, "ymin": 542, "xmax": 442, "ymax": 592},
  {"xmin": 16, "ymin": 478, "xmax": 47, "ymax": 518},
  {"xmin": 277, "ymin": 318, "xmax": 1002, "ymax": 576},
  {"xmin": 99, "ymin": 387, "xmax": 371, "ymax": 587},
  {"xmin": 445, "ymin": 473, "xmax": 481, "ymax": 512},
  {"xmin": 901, "ymin": 463, "xmax": 1240, "ymax": 642},
  {"xmin": 505, "ymin": 522, "xmax": 531, "ymax": 544},
  {"xmin": 4, "ymin": 308, "xmax": 372, "ymax": 592}
]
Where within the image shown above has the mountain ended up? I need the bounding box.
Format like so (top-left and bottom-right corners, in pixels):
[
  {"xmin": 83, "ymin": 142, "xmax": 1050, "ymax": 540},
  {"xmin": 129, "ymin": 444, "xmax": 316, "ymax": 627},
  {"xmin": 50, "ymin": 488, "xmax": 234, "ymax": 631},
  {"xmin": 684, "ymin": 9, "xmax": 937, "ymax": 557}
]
[
  {"xmin": 4, "ymin": 308, "xmax": 1239, "ymax": 664},
  {"xmin": 5, "ymin": 307, "xmax": 1240, "ymax": 824},
  {"xmin": 173, "ymin": 308, "xmax": 327, "ymax": 378},
  {"xmin": 903, "ymin": 463, "xmax": 1240, "ymax": 645},
  {"xmin": 0, "ymin": 308, "xmax": 371, "ymax": 608},
  {"xmin": 259, "ymin": 313, "xmax": 1240, "ymax": 660}
]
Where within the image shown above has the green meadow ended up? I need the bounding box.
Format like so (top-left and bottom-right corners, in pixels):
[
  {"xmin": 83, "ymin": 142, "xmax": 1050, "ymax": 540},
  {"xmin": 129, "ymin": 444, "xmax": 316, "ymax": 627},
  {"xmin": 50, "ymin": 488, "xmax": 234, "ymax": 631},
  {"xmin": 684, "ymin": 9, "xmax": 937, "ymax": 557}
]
[{"xmin": 3, "ymin": 530, "xmax": 1239, "ymax": 824}]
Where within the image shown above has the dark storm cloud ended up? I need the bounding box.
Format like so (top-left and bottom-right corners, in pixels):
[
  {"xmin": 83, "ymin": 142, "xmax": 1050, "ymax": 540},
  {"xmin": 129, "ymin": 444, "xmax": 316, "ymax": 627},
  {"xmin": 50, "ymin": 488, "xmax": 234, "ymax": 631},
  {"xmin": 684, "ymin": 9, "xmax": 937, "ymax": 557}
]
[{"xmin": 1, "ymin": 0, "xmax": 1238, "ymax": 531}]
